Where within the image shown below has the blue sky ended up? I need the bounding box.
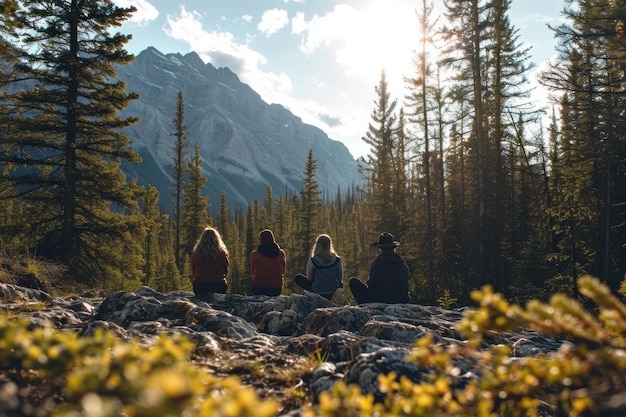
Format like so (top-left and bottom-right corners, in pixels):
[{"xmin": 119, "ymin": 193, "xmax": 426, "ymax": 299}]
[{"xmin": 113, "ymin": 0, "xmax": 566, "ymax": 159}]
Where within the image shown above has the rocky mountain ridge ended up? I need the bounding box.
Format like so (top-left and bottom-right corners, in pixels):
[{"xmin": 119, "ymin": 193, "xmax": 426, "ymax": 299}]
[{"xmin": 117, "ymin": 47, "xmax": 363, "ymax": 211}]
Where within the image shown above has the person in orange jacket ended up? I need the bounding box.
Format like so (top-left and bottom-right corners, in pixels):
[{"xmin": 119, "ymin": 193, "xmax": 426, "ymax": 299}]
[
  {"xmin": 250, "ymin": 229, "xmax": 286, "ymax": 296},
  {"xmin": 190, "ymin": 227, "xmax": 230, "ymax": 296}
]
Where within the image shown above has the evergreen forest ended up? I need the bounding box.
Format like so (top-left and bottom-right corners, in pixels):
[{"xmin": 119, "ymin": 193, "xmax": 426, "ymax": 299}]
[{"xmin": 0, "ymin": 0, "xmax": 625, "ymax": 307}]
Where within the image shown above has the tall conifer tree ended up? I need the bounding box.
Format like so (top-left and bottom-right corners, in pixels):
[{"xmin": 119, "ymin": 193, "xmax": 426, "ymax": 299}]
[
  {"xmin": 442, "ymin": 0, "xmax": 535, "ymax": 293},
  {"xmin": 296, "ymin": 149, "xmax": 320, "ymax": 272},
  {"xmin": 0, "ymin": 1, "xmax": 22, "ymax": 247},
  {"xmin": 541, "ymin": 0, "xmax": 626, "ymax": 289},
  {"xmin": 171, "ymin": 91, "xmax": 189, "ymax": 273},
  {"xmin": 1, "ymin": 0, "xmax": 141, "ymax": 284},
  {"xmin": 140, "ymin": 185, "xmax": 163, "ymax": 287},
  {"xmin": 180, "ymin": 142, "xmax": 209, "ymax": 265},
  {"xmin": 405, "ymin": 0, "xmax": 438, "ymax": 302},
  {"xmin": 361, "ymin": 70, "xmax": 399, "ymax": 236}
]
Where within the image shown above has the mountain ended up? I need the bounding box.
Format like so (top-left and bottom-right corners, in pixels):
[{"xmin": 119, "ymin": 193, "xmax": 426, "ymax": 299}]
[{"xmin": 116, "ymin": 47, "xmax": 363, "ymax": 212}]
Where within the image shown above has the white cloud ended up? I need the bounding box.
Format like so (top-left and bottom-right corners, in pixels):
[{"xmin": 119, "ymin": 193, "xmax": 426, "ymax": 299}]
[
  {"xmin": 164, "ymin": 7, "xmax": 293, "ymax": 101},
  {"xmin": 257, "ymin": 9, "xmax": 289, "ymax": 36},
  {"xmin": 241, "ymin": 14, "xmax": 254, "ymax": 24},
  {"xmin": 291, "ymin": 12, "xmax": 307, "ymax": 35},
  {"xmin": 312, "ymin": 76, "xmax": 327, "ymax": 88},
  {"xmin": 291, "ymin": 1, "xmax": 419, "ymax": 110},
  {"xmin": 113, "ymin": 0, "xmax": 159, "ymax": 26},
  {"xmin": 296, "ymin": 4, "xmax": 356, "ymax": 53}
]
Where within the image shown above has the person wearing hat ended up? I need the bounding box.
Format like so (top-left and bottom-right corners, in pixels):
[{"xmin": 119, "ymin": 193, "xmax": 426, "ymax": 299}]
[
  {"xmin": 348, "ymin": 232, "xmax": 410, "ymax": 304},
  {"xmin": 250, "ymin": 229, "xmax": 286, "ymax": 296}
]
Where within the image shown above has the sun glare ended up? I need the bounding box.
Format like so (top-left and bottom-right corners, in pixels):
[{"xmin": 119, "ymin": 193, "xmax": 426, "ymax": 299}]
[{"xmin": 337, "ymin": 2, "xmax": 424, "ymax": 90}]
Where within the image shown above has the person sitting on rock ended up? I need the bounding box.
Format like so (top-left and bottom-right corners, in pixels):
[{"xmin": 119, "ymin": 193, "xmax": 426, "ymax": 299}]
[
  {"xmin": 295, "ymin": 234, "xmax": 343, "ymax": 300},
  {"xmin": 349, "ymin": 232, "xmax": 410, "ymax": 304},
  {"xmin": 190, "ymin": 227, "xmax": 230, "ymax": 296},
  {"xmin": 250, "ymin": 229, "xmax": 286, "ymax": 296}
]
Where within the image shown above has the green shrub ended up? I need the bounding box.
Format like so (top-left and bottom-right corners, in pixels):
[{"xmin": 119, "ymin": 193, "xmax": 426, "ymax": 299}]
[
  {"xmin": 0, "ymin": 316, "xmax": 278, "ymax": 417},
  {"xmin": 302, "ymin": 275, "xmax": 626, "ymax": 416}
]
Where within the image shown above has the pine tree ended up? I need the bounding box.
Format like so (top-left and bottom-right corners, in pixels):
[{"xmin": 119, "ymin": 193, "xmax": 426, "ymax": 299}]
[
  {"xmin": 263, "ymin": 186, "xmax": 275, "ymax": 227},
  {"xmin": 140, "ymin": 185, "xmax": 164, "ymax": 287},
  {"xmin": 441, "ymin": 0, "xmax": 492, "ymax": 289},
  {"xmin": 0, "ymin": 2, "xmax": 22, "ymax": 250},
  {"xmin": 0, "ymin": 1, "xmax": 19, "ymax": 87},
  {"xmin": 441, "ymin": 0, "xmax": 536, "ymax": 292},
  {"xmin": 275, "ymin": 194, "xmax": 292, "ymax": 268},
  {"xmin": 244, "ymin": 201, "xmax": 256, "ymax": 294},
  {"xmin": 180, "ymin": 141, "xmax": 210, "ymax": 267},
  {"xmin": 295, "ymin": 150, "xmax": 321, "ymax": 273},
  {"xmin": 361, "ymin": 70, "xmax": 399, "ymax": 236},
  {"xmin": 217, "ymin": 191, "xmax": 230, "ymax": 240},
  {"xmin": 540, "ymin": 0, "xmax": 626, "ymax": 289},
  {"xmin": 486, "ymin": 0, "xmax": 536, "ymax": 291},
  {"xmin": 170, "ymin": 91, "xmax": 189, "ymax": 273},
  {"xmin": 1, "ymin": 0, "xmax": 142, "ymax": 285},
  {"xmin": 404, "ymin": 0, "xmax": 438, "ymax": 302}
]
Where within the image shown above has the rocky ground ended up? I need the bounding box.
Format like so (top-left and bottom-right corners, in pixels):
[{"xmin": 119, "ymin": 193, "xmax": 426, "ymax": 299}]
[{"xmin": 0, "ymin": 283, "xmax": 566, "ymax": 416}]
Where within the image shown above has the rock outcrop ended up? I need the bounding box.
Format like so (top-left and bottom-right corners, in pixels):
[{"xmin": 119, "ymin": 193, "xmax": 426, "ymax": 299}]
[{"xmin": 0, "ymin": 283, "xmax": 565, "ymax": 415}]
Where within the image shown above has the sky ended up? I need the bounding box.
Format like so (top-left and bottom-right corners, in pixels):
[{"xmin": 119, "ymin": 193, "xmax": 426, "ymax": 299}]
[{"xmin": 112, "ymin": 0, "xmax": 566, "ymax": 159}]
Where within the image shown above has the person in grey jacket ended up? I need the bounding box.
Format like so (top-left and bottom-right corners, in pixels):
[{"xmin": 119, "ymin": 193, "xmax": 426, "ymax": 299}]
[{"xmin": 295, "ymin": 234, "xmax": 343, "ymax": 300}]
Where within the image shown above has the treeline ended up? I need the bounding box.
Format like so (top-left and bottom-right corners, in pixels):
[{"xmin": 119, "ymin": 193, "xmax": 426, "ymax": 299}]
[
  {"xmin": 0, "ymin": 0, "xmax": 625, "ymax": 306},
  {"xmin": 357, "ymin": 0, "xmax": 626, "ymax": 304}
]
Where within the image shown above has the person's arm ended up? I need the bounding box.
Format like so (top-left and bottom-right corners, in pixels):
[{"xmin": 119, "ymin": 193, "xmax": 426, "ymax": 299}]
[
  {"xmin": 337, "ymin": 258, "xmax": 344, "ymax": 288},
  {"xmin": 305, "ymin": 257, "xmax": 315, "ymax": 279},
  {"xmin": 223, "ymin": 251, "xmax": 230, "ymax": 275},
  {"xmin": 280, "ymin": 250, "xmax": 286, "ymax": 276},
  {"xmin": 367, "ymin": 257, "xmax": 380, "ymax": 286},
  {"xmin": 190, "ymin": 253, "xmax": 196, "ymax": 274},
  {"xmin": 249, "ymin": 252, "xmax": 256, "ymax": 278}
]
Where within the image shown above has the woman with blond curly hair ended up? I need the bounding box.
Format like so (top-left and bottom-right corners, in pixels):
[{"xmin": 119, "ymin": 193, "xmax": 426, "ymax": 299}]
[{"xmin": 190, "ymin": 227, "xmax": 230, "ymax": 296}]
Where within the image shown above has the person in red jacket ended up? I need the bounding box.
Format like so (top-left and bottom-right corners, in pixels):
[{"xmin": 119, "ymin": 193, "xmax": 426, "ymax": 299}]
[
  {"xmin": 190, "ymin": 227, "xmax": 230, "ymax": 296},
  {"xmin": 250, "ymin": 229, "xmax": 286, "ymax": 296}
]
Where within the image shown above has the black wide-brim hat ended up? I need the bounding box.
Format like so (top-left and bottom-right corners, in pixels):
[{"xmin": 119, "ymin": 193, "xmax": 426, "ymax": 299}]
[{"xmin": 372, "ymin": 232, "xmax": 400, "ymax": 248}]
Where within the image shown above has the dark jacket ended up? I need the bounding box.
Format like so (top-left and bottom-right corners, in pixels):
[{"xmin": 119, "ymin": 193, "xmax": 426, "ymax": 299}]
[
  {"xmin": 367, "ymin": 251, "xmax": 410, "ymax": 303},
  {"xmin": 250, "ymin": 243, "xmax": 286, "ymax": 289}
]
